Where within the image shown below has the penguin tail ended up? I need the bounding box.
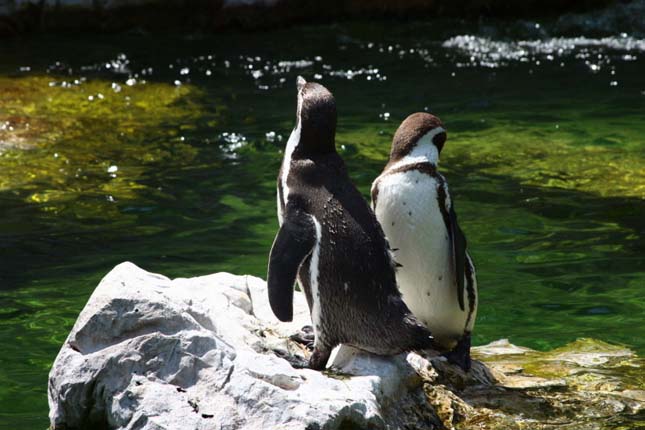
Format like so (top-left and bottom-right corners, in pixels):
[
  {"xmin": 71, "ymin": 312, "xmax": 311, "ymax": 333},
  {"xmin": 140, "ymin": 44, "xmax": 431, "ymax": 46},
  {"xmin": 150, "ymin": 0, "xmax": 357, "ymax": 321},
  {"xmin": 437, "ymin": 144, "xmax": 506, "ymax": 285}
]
[{"xmin": 404, "ymin": 317, "xmax": 441, "ymax": 352}]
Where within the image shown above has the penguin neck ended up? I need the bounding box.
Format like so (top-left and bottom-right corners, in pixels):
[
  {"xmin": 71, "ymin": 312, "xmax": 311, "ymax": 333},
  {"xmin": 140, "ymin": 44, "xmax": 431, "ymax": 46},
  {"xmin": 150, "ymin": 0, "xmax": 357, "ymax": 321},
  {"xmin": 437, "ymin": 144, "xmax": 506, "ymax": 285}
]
[
  {"xmin": 286, "ymin": 118, "xmax": 336, "ymax": 160},
  {"xmin": 280, "ymin": 119, "xmax": 302, "ymax": 211},
  {"xmin": 388, "ymin": 138, "xmax": 440, "ymax": 171},
  {"xmin": 283, "ymin": 122, "xmax": 302, "ymax": 166},
  {"xmin": 284, "ymin": 89, "xmax": 305, "ymax": 162}
]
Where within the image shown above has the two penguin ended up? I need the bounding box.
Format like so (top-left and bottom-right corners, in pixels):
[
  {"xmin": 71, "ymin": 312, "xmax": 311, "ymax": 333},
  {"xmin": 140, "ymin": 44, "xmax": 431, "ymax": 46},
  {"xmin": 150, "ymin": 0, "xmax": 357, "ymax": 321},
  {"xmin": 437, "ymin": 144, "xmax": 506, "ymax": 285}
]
[{"xmin": 267, "ymin": 77, "xmax": 478, "ymax": 371}]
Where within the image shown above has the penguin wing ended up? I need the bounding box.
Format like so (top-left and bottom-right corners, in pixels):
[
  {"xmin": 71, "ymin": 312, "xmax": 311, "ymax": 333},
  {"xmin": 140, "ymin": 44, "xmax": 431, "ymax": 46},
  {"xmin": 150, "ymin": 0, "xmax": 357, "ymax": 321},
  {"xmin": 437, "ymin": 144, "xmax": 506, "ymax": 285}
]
[
  {"xmin": 370, "ymin": 179, "xmax": 380, "ymax": 209},
  {"xmin": 448, "ymin": 203, "xmax": 468, "ymax": 311},
  {"xmin": 267, "ymin": 206, "xmax": 317, "ymax": 322}
]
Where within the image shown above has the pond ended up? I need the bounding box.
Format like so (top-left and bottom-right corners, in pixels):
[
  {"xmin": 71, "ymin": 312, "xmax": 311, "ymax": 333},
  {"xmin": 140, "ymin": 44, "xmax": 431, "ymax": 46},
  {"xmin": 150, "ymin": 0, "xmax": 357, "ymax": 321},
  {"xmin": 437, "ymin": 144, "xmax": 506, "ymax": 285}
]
[{"xmin": 1, "ymin": 16, "xmax": 644, "ymax": 429}]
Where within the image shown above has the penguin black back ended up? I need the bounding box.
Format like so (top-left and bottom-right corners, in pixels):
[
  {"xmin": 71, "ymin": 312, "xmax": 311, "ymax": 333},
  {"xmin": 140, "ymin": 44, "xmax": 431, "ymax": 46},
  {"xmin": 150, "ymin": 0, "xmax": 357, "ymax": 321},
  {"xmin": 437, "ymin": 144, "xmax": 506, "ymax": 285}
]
[{"xmin": 269, "ymin": 77, "xmax": 439, "ymax": 370}]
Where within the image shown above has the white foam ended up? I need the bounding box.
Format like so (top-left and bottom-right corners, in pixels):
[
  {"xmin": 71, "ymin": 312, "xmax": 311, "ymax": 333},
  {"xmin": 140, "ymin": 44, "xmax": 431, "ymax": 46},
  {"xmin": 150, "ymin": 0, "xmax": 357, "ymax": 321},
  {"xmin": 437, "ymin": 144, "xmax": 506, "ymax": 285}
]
[{"xmin": 442, "ymin": 34, "xmax": 645, "ymax": 68}]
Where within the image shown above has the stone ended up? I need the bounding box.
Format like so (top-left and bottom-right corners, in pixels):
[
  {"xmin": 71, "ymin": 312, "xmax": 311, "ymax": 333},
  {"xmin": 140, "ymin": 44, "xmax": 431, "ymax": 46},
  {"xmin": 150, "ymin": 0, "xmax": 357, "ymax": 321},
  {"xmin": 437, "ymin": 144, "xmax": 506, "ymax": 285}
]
[{"xmin": 48, "ymin": 262, "xmax": 645, "ymax": 430}]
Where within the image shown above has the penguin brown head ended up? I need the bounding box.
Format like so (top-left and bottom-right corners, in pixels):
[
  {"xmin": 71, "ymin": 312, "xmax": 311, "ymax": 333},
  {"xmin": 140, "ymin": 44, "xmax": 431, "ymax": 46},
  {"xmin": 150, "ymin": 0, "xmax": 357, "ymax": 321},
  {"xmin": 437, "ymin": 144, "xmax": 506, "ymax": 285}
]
[
  {"xmin": 293, "ymin": 76, "xmax": 337, "ymax": 156},
  {"xmin": 387, "ymin": 112, "xmax": 446, "ymax": 168}
]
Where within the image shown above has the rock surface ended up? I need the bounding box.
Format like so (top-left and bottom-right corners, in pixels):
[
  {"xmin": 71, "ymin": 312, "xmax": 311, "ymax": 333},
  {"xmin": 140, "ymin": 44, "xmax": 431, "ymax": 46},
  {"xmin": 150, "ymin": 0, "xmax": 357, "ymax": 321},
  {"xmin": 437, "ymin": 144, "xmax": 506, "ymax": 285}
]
[{"xmin": 48, "ymin": 262, "xmax": 645, "ymax": 430}]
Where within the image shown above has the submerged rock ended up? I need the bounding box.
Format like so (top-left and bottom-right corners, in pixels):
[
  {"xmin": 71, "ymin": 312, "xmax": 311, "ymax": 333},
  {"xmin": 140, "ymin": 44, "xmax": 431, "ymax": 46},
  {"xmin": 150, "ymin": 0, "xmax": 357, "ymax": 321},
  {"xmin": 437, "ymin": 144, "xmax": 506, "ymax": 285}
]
[{"xmin": 48, "ymin": 262, "xmax": 644, "ymax": 430}]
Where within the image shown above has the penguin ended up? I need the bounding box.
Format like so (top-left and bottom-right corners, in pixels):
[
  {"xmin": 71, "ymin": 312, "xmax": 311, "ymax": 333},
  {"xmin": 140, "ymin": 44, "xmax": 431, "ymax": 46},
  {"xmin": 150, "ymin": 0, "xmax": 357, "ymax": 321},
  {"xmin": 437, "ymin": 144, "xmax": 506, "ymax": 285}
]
[
  {"xmin": 268, "ymin": 77, "xmax": 440, "ymax": 370},
  {"xmin": 370, "ymin": 113, "xmax": 478, "ymax": 371}
]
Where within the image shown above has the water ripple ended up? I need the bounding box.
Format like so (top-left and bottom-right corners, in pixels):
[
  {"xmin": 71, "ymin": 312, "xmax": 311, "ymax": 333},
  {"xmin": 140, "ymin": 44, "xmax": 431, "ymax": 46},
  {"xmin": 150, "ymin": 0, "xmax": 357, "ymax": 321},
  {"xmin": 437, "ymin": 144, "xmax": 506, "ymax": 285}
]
[{"xmin": 442, "ymin": 34, "xmax": 645, "ymax": 68}]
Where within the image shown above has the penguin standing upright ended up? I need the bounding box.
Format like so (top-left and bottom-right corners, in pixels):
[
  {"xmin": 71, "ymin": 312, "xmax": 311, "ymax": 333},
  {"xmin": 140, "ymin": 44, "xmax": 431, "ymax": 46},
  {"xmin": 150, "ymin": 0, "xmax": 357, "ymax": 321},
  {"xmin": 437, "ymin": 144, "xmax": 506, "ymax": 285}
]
[
  {"xmin": 268, "ymin": 78, "xmax": 439, "ymax": 370},
  {"xmin": 371, "ymin": 113, "xmax": 478, "ymax": 371}
]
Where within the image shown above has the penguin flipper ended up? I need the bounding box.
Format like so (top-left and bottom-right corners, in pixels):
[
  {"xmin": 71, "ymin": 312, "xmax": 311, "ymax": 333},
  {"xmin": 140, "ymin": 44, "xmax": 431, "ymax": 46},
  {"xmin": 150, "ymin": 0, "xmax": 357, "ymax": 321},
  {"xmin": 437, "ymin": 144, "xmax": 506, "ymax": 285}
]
[
  {"xmin": 370, "ymin": 180, "xmax": 380, "ymax": 209},
  {"xmin": 449, "ymin": 203, "xmax": 467, "ymax": 311},
  {"xmin": 267, "ymin": 208, "xmax": 316, "ymax": 322}
]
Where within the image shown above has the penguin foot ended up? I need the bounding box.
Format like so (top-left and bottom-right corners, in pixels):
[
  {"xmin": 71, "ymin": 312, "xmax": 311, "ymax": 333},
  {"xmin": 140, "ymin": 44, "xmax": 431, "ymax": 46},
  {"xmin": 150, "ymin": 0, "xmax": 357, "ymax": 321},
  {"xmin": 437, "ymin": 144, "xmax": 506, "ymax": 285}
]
[
  {"xmin": 443, "ymin": 333, "xmax": 472, "ymax": 372},
  {"xmin": 289, "ymin": 325, "xmax": 315, "ymax": 351},
  {"xmin": 273, "ymin": 346, "xmax": 330, "ymax": 370},
  {"xmin": 308, "ymin": 347, "xmax": 331, "ymax": 371},
  {"xmin": 286, "ymin": 355, "xmax": 311, "ymax": 369},
  {"xmin": 274, "ymin": 349, "xmax": 310, "ymax": 369}
]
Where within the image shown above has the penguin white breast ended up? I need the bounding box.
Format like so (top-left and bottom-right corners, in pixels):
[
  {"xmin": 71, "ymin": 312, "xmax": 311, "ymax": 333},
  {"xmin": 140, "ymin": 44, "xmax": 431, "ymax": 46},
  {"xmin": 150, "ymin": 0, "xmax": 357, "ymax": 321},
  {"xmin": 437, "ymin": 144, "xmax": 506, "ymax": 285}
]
[
  {"xmin": 374, "ymin": 170, "xmax": 468, "ymax": 342},
  {"xmin": 308, "ymin": 215, "xmax": 323, "ymax": 345},
  {"xmin": 276, "ymin": 185, "xmax": 284, "ymax": 226}
]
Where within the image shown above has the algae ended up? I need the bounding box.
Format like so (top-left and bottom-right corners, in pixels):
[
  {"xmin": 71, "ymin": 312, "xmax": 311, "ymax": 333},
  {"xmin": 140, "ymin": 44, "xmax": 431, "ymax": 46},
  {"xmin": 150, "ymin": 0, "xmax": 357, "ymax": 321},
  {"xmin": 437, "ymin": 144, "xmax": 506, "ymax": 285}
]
[
  {"xmin": 422, "ymin": 338, "xmax": 645, "ymax": 430},
  {"xmin": 446, "ymin": 122, "xmax": 645, "ymax": 200},
  {"xmin": 0, "ymin": 75, "xmax": 207, "ymax": 216}
]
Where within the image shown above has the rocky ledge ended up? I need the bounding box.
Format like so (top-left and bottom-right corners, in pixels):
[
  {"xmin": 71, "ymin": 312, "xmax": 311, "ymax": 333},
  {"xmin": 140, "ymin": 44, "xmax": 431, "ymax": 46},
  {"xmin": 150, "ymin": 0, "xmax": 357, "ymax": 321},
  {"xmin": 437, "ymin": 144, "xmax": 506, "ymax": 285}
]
[{"xmin": 48, "ymin": 262, "xmax": 644, "ymax": 430}]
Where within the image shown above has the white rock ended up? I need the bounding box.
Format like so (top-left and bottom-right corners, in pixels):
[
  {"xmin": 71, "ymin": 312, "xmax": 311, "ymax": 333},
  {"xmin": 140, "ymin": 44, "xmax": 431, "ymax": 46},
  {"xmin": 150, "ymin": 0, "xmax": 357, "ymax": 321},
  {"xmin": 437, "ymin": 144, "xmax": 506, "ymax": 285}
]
[
  {"xmin": 48, "ymin": 262, "xmax": 441, "ymax": 430},
  {"xmin": 472, "ymin": 338, "xmax": 533, "ymax": 356}
]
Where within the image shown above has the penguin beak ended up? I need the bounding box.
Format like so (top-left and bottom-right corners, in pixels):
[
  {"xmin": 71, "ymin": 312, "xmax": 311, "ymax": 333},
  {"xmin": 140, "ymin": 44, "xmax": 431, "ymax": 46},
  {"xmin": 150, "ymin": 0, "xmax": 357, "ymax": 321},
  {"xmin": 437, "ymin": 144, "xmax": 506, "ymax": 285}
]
[{"xmin": 296, "ymin": 76, "xmax": 307, "ymax": 92}]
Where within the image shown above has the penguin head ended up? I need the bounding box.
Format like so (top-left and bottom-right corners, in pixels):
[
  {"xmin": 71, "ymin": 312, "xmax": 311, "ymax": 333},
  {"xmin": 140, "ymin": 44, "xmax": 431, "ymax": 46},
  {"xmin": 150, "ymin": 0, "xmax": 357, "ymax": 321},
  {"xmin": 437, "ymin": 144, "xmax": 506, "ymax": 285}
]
[
  {"xmin": 293, "ymin": 76, "xmax": 337, "ymax": 155},
  {"xmin": 388, "ymin": 113, "xmax": 446, "ymax": 166}
]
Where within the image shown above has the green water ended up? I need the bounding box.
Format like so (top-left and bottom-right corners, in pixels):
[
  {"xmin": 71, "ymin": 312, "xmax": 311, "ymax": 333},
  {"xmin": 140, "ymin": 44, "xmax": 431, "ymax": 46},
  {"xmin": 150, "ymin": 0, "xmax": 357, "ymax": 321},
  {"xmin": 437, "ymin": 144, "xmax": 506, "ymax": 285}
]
[{"xmin": 1, "ymin": 20, "xmax": 644, "ymax": 428}]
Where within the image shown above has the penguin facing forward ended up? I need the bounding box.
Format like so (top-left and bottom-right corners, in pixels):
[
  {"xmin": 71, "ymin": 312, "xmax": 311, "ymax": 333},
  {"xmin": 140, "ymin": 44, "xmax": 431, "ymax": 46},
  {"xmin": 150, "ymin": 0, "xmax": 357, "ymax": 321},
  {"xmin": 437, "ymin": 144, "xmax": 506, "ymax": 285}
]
[
  {"xmin": 268, "ymin": 77, "xmax": 439, "ymax": 370},
  {"xmin": 371, "ymin": 113, "xmax": 478, "ymax": 371}
]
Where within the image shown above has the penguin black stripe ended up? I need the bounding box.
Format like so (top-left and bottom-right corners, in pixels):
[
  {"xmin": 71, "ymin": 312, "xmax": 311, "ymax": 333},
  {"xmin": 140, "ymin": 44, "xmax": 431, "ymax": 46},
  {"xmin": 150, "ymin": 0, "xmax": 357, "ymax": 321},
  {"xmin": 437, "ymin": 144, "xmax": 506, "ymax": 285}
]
[
  {"xmin": 372, "ymin": 162, "xmax": 438, "ymax": 208},
  {"xmin": 435, "ymin": 178, "xmax": 451, "ymax": 245},
  {"xmin": 384, "ymin": 162, "xmax": 438, "ymax": 177},
  {"xmin": 436, "ymin": 179, "xmax": 467, "ymax": 312}
]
